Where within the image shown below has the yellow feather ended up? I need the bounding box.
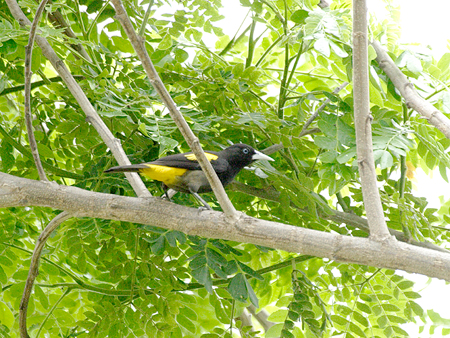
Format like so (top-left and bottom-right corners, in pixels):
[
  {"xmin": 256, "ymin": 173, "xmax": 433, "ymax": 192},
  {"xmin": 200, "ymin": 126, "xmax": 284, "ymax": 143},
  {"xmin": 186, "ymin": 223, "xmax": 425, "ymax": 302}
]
[
  {"xmin": 184, "ymin": 152, "xmax": 218, "ymax": 161},
  {"xmin": 139, "ymin": 165, "xmax": 187, "ymax": 185}
]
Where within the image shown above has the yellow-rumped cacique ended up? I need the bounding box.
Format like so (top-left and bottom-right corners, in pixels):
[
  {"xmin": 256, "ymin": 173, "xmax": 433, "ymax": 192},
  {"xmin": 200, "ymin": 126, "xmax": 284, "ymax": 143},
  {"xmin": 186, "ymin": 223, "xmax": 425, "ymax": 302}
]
[{"xmin": 104, "ymin": 143, "xmax": 274, "ymax": 209}]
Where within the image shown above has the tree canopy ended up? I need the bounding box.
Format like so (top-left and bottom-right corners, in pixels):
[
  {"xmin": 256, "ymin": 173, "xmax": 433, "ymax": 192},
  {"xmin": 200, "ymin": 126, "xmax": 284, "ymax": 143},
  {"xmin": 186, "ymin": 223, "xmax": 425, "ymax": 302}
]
[{"xmin": 2, "ymin": 0, "xmax": 450, "ymax": 337}]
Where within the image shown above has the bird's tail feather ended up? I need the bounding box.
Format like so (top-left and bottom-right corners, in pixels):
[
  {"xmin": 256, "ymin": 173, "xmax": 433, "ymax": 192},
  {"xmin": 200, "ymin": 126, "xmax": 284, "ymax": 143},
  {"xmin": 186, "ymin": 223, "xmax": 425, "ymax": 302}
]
[{"xmin": 104, "ymin": 164, "xmax": 149, "ymax": 173}]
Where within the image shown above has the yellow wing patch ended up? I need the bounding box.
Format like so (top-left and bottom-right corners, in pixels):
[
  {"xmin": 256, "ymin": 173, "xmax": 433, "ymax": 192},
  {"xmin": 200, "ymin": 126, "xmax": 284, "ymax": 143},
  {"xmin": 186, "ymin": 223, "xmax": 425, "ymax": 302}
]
[
  {"xmin": 139, "ymin": 165, "xmax": 187, "ymax": 185},
  {"xmin": 184, "ymin": 152, "xmax": 218, "ymax": 161}
]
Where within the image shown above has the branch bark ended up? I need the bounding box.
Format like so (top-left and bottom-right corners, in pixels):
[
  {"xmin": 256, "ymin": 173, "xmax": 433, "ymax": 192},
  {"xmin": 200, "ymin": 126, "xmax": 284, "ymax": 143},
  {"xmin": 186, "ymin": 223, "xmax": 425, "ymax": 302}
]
[
  {"xmin": 372, "ymin": 40, "xmax": 450, "ymax": 139},
  {"xmin": 19, "ymin": 211, "xmax": 72, "ymax": 338},
  {"xmin": 353, "ymin": 0, "xmax": 391, "ymax": 240},
  {"xmin": 110, "ymin": 0, "xmax": 237, "ymax": 217},
  {"xmin": 5, "ymin": 0, "xmax": 150, "ymax": 198},
  {"xmin": 24, "ymin": 0, "xmax": 49, "ymax": 181},
  {"xmin": 229, "ymin": 181, "xmax": 448, "ymax": 253},
  {"xmin": 2, "ymin": 172, "xmax": 450, "ymax": 282}
]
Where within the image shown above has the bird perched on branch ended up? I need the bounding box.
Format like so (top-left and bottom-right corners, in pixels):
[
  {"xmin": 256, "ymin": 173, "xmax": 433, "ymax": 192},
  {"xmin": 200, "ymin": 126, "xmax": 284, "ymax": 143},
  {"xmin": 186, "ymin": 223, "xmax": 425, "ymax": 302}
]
[{"xmin": 104, "ymin": 143, "xmax": 274, "ymax": 209}]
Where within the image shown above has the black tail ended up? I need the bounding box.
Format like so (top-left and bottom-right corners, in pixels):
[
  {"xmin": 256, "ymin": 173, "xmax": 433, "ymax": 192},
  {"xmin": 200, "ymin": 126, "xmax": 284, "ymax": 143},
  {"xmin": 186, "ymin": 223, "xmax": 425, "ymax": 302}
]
[{"xmin": 104, "ymin": 164, "xmax": 149, "ymax": 173}]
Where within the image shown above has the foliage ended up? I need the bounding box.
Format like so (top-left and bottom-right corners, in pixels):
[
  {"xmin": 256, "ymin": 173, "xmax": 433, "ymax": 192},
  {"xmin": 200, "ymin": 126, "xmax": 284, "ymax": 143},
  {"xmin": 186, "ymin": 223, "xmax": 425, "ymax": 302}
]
[{"xmin": 1, "ymin": 0, "xmax": 450, "ymax": 337}]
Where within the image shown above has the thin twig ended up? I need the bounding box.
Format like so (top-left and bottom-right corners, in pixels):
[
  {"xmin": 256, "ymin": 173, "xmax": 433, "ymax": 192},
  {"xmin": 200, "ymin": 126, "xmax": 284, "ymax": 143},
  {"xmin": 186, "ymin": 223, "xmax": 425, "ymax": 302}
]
[
  {"xmin": 19, "ymin": 211, "xmax": 72, "ymax": 338},
  {"xmin": 44, "ymin": 6, "xmax": 92, "ymax": 62},
  {"xmin": 301, "ymin": 82, "xmax": 349, "ymax": 133},
  {"xmin": 1, "ymin": 75, "xmax": 84, "ymax": 96},
  {"xmin": 110, "ymin": 0, "xmax": 237, "ymax": 217},
  {"xmin": 24, "ymin": 0, "xmax": 49, "ymax": 181},
  {"xmin": 353, "ymin": 0, "xmax": 391, "ymax": 240},
  {"xmin": 138, "ymin": 0, "xmax": 154, "ymax": 36}
]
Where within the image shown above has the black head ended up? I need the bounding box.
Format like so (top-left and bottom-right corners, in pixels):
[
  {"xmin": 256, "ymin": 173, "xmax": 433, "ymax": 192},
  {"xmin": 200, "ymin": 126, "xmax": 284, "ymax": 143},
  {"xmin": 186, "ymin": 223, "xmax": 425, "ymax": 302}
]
[{"xmin": 220, "ymin": 143, "xmax": 273, "ymax": 168}]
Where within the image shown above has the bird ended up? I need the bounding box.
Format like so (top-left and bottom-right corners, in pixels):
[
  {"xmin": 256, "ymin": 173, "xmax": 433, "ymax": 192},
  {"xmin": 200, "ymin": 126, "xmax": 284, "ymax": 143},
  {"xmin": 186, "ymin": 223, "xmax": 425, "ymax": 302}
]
[{"xmin": 104, "ymin": 143, "xmax": 274, "ymax": 209}]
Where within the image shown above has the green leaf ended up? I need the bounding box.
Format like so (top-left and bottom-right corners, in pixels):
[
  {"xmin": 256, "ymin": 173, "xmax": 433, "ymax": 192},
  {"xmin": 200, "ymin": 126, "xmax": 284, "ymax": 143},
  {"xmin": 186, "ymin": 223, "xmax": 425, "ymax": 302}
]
[
  {"xmin": 176, "ymin": 314, "xmax": 196, "ymax": 333},
  {"xmin": 337, "ymin": 147, "xmax": 356, "ymax": 163},
  {"xmin": 0, "ymin": 265, "xmax": 7, "ymax": 285},
  {"xmin": 330, "ymin": 314, "xmax": 348, "ymax": 326},
  {"xmin": 397, "ymin": 280, "xmax": 414, "ymax": 290},
  {"xmin": 192, "ymin": 265, "xmax": 213, "ymax": 293},
  {"xmin": 34, "ymin": 285, "xmax": 49, "ymax": 308},
  {"xmin": 353, "ymin": 311, "xmax": 368, "ymax": 327},
  {"xmin": 244, "ymin": 276, "xmax": 259, "ymax": 307},
  {"xmin": 314, "ymin": 136, "xmax": 337, "ymax": 150},
  {"xmin": 0, "ymin": 302, "xmax": 14, "ymax": 328},
  {"xmin": 151, "ymin": 236, "xmax": 166, "ymax": 255},
  {"xmin": 158, "ymin": 34, "xmax": 173, "ymax": 50},
  {"xmin": 189, "ymin": 254, "xmax": 207, "ymax": 270},
  {"xmin": 290, "ymin": 10, "xmax": 309, "ymax": 24},
  {"xmin": 37, "ymin": 143, "xmax": 54, "ymax": 158},
  {"xmin": 319, "ymin": 150, "xmax": 337, "ymax": 163},
  {"xmin": 228, "ymin": 273, "xmax": 248, "ymax": 302},
  {"xmin": 77, "ymin": 251, "xmax": 87, "ymax": 273},
  {"xmin": 206, "ymin": 247, "xmax": 228, "ymax": 266},
  {"xmin": 0, "ymin": 141, "xmax": 14, "ymax": 171},
  {"xmin": 237, "ymin": 261, "xmax": 264, "ymax": 281},
  {"xmin": 268, "ymin": 309, "xmax": 289, "ymax": 323}
]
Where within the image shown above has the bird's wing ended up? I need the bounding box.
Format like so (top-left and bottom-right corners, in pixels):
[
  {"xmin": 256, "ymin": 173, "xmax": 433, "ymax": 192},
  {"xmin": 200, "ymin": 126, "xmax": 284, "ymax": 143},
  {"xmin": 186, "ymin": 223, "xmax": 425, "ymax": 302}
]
[{"xmin": 149, "ymin": 151, "xmax": 229, "ymax": 173}]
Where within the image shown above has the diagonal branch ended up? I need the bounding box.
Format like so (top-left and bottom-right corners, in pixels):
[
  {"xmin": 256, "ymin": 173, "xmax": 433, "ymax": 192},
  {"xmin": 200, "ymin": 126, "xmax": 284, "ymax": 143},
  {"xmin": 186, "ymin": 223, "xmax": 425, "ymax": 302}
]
[
  {"xmin": 110, "ymin": 0, "xmax": 237, "ymax": 217},
  {"xmin": 5, "ymin": 0, "xmax": 150, "ymax": 198},
  {"xmin": 372, "ymin": 40, "xmax": 450, "ymax": 139},
  {"xmin": 24, "ymin": 0, "xmax": 49, "ymax": 181},
  {"xmin": 353, "ymin": 0, "xmax": 391, "ymax": 240},
  {"xmin": 301, "ymin": 82, "xmax": 349, "ymax": 133},
  {"xmin": 45, "ymin": 6, "xmax": 92, "ymax": 62}
]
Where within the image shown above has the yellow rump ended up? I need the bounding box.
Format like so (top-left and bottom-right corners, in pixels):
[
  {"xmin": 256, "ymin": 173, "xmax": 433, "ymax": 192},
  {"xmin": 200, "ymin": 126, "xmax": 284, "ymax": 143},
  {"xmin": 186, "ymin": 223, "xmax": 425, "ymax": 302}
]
[{"xmin": 139, "ymin": 165, "xmax": 187, "ymax": 185}]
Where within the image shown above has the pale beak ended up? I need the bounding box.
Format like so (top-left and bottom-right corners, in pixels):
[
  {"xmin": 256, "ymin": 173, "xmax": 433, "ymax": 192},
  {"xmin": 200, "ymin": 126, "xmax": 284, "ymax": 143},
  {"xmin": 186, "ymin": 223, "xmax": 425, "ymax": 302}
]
[{"xmin": 252, "ymin": 150, "xmax": 274, "ymax": 161}]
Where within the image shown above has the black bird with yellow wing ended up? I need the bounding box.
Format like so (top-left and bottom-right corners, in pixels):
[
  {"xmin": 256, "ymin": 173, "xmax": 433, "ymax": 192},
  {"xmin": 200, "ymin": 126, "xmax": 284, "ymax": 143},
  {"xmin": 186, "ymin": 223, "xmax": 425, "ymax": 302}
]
[{"xmin": 105, "ymin": 143, "xmax": 274, "ymax": 209}]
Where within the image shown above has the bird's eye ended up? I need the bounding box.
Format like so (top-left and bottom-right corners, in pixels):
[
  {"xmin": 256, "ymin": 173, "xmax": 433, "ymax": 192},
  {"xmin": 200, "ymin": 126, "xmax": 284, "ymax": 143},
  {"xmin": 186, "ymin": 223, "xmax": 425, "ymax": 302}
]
[{"xmin": 243, "ymin": 148, "xmax": 249, "ymax": 154}]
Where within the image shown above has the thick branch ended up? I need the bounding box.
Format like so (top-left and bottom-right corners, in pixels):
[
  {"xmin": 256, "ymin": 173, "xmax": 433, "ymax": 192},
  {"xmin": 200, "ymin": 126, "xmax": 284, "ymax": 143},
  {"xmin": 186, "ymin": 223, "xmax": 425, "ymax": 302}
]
[
  {"xmin": 2, "ymin": 172, "xmax": 450, "ymax": 281},
  {"xmin": 110, "ymin": 0, "xmax": 236, "ymax": 216},
  {"xmin": 372, "ymin": 40, "xmax": 450, "ymax": 139},
  {"xmin": 353, "ymin": 0, "xmax": 391, "ymax": 240},
  {"xmin": 5, "ymin": 0, "xmax": 150, "ymax": 198}
]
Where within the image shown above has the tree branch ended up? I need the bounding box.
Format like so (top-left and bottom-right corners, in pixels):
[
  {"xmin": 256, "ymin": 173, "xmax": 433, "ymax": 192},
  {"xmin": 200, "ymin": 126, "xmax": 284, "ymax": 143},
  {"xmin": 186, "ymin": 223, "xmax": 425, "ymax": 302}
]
[
  {"xmin": 110, "ymin": 0, "xmax": 237, "ymax": 217},
  {"xmin": 19, "ymin": 211, "xmax": 72, "ymax": 338},
  {"xmin": 353, "ymin": 0, "xmax": 391, "ymax": 240},
  {"xmin": 229, "ymin": 180, "xmax": 448, "ymax": 253},
  {"xmin": 2, "ymin": 172, "xmax": 450, "ymax": 281},
  {"xmin": 247, "ymin": 304, "xmax": 274, "ymax": 331},
  {"xmin": 44, "ymin": 3, "xmax": 92, "ymax": 62},
  {"xmin": 24, "ymin": 0, "xmax": 49, "ymax": 181},
  {"xmin": 301, "ymin": 82, "xmax": 349, "ymax": 133},
  {"xmin": 5, "ymin": 0, "xmax": 150, "ymax": 198},
  {"xmin": 372, "ymin": 40, "xmax": 450, "ymax": 139}
]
